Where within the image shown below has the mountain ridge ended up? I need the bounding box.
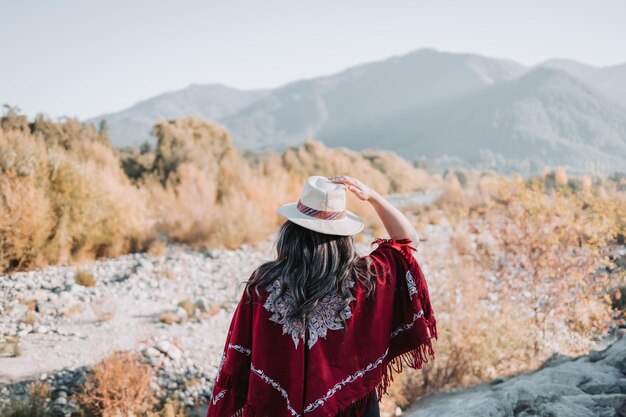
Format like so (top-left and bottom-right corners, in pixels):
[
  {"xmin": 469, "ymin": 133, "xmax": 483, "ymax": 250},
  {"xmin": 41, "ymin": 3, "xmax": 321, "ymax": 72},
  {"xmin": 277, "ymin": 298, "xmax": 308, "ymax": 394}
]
[{"xmin": 86, "ymin": 48, "xmax": 626, "ymax": 174}]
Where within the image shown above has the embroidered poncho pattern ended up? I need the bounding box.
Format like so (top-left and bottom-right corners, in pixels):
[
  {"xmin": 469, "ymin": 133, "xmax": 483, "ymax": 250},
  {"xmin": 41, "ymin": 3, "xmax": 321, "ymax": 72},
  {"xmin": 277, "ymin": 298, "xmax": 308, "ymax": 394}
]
[
  {"xmin": 206, "ymin": 238, "xmax": 438, "ymax": 417},
  {"xmin": 263, "ymin": 278, "xmax": 355, "ymax": 349}
]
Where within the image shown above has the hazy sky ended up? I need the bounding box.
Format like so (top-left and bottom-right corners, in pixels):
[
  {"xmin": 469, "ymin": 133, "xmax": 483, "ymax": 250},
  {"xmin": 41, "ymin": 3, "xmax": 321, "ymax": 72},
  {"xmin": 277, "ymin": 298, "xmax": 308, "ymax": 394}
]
[{"xmin": 2, "ymin": 0, "xmax": 625, "ymax": 120}]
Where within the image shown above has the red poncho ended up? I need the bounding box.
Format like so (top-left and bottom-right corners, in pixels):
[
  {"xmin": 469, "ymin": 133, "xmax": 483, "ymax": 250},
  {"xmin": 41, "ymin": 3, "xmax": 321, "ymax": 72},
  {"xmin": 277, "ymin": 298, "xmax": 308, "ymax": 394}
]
[{"xmin": 206, "ymin": 238, "xmax": 437, "ymax": 417}]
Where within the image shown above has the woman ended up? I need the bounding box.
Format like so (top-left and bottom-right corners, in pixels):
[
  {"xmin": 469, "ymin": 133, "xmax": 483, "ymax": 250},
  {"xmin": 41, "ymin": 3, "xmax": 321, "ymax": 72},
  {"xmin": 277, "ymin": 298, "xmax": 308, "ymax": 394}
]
[{"xmin": 206, "ymin": 175, "xmax": 437, "ymax": 417}]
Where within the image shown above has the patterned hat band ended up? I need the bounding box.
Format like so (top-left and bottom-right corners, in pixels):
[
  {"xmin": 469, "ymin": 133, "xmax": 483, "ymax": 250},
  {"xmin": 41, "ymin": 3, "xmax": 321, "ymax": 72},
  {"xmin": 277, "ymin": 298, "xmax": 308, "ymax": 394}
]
[{"xmin": 296, "ymin": 200, "xmax": 347, "ymax": 220}]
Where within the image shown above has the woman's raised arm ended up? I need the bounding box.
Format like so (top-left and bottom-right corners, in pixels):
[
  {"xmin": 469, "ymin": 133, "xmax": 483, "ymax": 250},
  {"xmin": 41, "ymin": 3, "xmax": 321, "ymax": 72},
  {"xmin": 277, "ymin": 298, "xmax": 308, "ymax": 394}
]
[{"xmin": 328, "ymin": 175, "xmax": 419, "ymax": 245}]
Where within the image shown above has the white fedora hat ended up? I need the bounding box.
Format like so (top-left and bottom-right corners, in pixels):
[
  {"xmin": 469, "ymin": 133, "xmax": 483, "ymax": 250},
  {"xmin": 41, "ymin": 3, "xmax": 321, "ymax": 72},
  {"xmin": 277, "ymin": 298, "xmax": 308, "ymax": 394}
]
[{"xmin": 277, "ymin": 176, "xmax": 364, "ymax": 236}]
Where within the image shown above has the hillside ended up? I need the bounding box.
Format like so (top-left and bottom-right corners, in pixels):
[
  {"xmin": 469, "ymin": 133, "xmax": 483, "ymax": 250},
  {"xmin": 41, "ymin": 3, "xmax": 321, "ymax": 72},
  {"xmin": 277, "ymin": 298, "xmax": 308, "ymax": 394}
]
[
  {"xmin": 87, "ymin": 84, "xmax": 268, "ymax": 148},
  {"xmin": 88, "ymin": 49, "xmax": 525, "ymax": 150},
  {"xmin": 221, "ymin": 48, "xmax": 525, "ymax": 150},
  {"xmin": 339, "ymin": 68, "xmax": 626, "ymax": 174},
  {"xmin": 86, "ymin": 49, "xmax": 626, "ymax": 174},
  {"xmin": 541, "ymin": 58, "xmax": 626, "ymax": 108}
]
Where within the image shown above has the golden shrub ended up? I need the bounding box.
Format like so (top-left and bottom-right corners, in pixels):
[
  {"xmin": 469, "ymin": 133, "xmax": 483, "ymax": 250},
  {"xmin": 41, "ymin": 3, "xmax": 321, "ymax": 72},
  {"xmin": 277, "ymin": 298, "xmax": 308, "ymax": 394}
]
[
  {"xmin": 391, "ymin": 175, "xmax": 625, "ymax": 408},
  {"xmin": 0, "ymin": 112, "xmax": 152, "ymax": 272},
  {"xmin": 0, "ymin": 175, "xmax": 53, "ymax": 271},
  {"xmin": 74, "ymin": 351, "xmax": 156, "ymax": 417}
]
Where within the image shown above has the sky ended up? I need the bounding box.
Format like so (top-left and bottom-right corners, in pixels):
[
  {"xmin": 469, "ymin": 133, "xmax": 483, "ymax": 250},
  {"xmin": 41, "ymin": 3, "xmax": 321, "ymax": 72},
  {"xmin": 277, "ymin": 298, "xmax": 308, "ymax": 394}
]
[{"xmin": 2, "ymin": 0, "xmax": 626, "ymax": 120}]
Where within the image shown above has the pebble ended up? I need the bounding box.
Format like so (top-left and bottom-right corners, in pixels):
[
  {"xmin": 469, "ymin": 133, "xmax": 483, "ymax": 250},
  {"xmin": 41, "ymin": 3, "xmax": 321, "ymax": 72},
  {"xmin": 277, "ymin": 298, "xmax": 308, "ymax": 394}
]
[{"xmin": 35, "ymin": 325, "xmax": 48, "ymax": 334}]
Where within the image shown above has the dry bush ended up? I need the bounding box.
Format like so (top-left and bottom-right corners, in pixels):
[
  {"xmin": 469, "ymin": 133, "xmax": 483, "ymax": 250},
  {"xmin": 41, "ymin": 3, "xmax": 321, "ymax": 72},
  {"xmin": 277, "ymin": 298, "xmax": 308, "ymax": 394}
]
[
  {"xmin": 0, "ymin": 336, "xmax": 21, "ymax": 357},
  {"xmin": 0, "ymin": 111, "xmax": 152, "ymax": 273},
  {"xmin": 42, "ymin": 148, "xmax": 151, "ymax": 264},
  {"xmin": 146, "ymin": 118, "xmax": 276, "ymax": 249},
  {"xmin": 144, "ymin": 399, "xmax": 186, "ymax": 417},
  {"xmin": 254, "ymin": 139, "xmax": 436, "ymax": 235},
  {"xmin": 0, "ymin": 155, "xmax": 53, "ymax": 272},
  {"xmin": 390, "ymin": 175, "xmax": 625, "ymax": 408},
  {"xmin": 147, "ymin": 239, "xmax": 168, "ymax": 257},
  {"xmin": 475, "ymin": 179, "xmax": 620, "ymax": 357},
  {"xmin": 362, "ymin": 149, "xmax": 431, "ymax": 192},
  {"xmin": 0, "ymin": 381, "xmax": 51, "ymax": 417},
  {"xmin": 75, "ymin": 270, "xmax": 96, "ymax": 287},
  {"xmin": 280, "ymin": 139, "xmax": 390, "ymax": 195},
  {"xmin": 145, "ymin": 163, "xmax": 218, "ymax": 245},
  {"xmin": 74, "ymin": 351, "xmax": 156, "ymax": 417},
  {"xmin": 146, "ymin": 119, "xmax": 433, "ymax": 249},
  {"xmin": 2, "ymin": 111, "xmax": 437, "ymax": 269}
]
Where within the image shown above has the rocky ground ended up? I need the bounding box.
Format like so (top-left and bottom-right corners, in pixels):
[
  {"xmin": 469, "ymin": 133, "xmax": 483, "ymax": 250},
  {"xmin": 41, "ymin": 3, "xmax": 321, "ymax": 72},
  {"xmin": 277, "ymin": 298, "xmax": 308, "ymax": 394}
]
[
  {"xmin": 1, "ymin": 221, "xmax": 439, "ymax": 415},
  {"xmin": 0, "ymin": 235, "xmax": 277, "ymax": 412},
  {"xmin": 407, "ymin": 336, "xmax": 626, "ymax": 417},
  {"xmin": 1, "ymin": 190, "xmax": 624, "ymax": 417}
]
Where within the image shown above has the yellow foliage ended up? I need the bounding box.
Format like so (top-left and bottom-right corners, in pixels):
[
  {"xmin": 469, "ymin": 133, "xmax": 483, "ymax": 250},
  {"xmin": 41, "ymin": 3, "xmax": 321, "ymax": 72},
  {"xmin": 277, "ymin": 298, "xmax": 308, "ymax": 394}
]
[{"xmin": 74, "ymin": 351, "xmax": 156, "ymax": 417}]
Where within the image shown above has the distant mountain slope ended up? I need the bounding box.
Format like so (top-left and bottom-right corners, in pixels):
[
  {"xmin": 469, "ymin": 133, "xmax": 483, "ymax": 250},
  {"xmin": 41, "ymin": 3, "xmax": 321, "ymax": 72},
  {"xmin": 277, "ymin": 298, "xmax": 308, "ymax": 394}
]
[
  {"xmin": 540, "ymin": 59, "xmax": 626, "ymax": 107},
  {"xmin": 87, "ymin": 84, "xmax": 268, "ymax": 148},
  {"xmin": 335, "ymin": 68, "xmax": 626, "ymax": 174},
  {"xmin": 223, "ymin": 48, "xmax": 525, "ymax": 150},
  {"xmin": 86, "ymin": 49, "xmax": 626, "ymax": 174},
  {"xmin": 88, "ymin": 49, "xmax": 524, "ymax": 149}
]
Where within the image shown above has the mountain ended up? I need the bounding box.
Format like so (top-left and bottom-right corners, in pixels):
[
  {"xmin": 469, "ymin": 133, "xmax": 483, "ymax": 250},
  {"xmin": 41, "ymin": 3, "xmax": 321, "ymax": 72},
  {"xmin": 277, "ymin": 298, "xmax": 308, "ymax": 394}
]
[
  {"xmin": 89, "ymin": 49, "xmax": 524, "ymax": 150},
  {"xmin": 221, "ymin": 48, "xmax": 525, "ymax": 150},
  {"xmin": 86, "ymin": 49, "xmax": 626, "ymax": 174},
  {"xmin": 337, "ymin": 68, "xmax": 626, "ymax": 174},
  {"xmin": 87, "ymin": 84, "xmax": 268, "ymax": 148},
  {"xmin": 540, "ymin": 59, "xmax": 626, "ymax": 108}
]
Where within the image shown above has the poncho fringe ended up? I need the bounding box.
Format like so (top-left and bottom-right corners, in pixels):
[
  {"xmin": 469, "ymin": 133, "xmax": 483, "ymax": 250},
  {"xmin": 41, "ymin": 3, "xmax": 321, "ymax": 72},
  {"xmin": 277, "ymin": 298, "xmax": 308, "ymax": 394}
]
[{"xmin": 377, "ymin": 318, "xmax": 437, "ymax": 402}]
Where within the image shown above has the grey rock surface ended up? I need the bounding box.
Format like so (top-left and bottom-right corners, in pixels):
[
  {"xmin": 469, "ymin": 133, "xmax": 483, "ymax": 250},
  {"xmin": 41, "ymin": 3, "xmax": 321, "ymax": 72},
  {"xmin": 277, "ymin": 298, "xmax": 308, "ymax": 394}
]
[{"xmin": 408, "ymin": 337, "xmax": 626, "ymax": 417}]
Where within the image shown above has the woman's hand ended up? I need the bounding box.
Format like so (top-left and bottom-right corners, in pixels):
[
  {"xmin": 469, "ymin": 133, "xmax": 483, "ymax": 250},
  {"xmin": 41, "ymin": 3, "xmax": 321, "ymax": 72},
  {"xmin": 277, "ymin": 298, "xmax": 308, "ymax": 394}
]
[
  {"xmin": 330, "ymin": 175, "xmax": 419, "ymax": 243},
  {"xmin": 328, "ymin": 176, "xmax": 378, "ymax": 202}
]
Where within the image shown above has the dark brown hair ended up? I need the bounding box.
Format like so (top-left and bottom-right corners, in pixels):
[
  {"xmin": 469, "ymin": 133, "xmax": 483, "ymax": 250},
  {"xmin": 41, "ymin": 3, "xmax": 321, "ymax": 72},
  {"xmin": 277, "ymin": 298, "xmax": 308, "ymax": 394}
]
[{"xmin": 245, "ymin": 220, "xmax": 375, "ymax": 320}]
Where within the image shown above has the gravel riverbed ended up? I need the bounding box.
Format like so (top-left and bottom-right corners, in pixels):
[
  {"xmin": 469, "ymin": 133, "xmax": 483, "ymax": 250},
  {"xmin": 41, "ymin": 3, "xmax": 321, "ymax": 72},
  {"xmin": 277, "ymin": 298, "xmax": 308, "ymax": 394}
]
[{"xmin": 0, "ymin": 223, "xmax": 440, "ymax": 415}]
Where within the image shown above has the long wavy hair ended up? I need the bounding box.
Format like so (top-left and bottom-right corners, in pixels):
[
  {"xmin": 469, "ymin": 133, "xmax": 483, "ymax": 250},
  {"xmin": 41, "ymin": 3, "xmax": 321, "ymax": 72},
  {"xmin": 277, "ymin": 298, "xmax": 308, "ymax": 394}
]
[{"xmin": 245, "ymin": 220, "xmax": 376, "ymax": 321}]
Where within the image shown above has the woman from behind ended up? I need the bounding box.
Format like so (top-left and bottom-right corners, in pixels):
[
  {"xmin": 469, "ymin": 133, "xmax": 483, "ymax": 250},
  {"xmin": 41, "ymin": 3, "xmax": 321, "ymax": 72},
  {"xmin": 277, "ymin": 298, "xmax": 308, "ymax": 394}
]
[{"xmin": 206, "ymin": 175, "xmax": 437, "ymax": 417}]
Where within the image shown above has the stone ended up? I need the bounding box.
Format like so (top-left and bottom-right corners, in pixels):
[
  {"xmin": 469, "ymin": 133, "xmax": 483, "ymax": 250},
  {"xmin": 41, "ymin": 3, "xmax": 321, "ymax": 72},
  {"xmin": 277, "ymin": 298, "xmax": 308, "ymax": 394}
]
[
  {"xmin": 148, "ymin": 356, "xmax": 163, "ymax": 367},
  {"xmin": 35, "ymin": 325, "xmax": 48, "ymax": 334},
  {"xmin": 195, "ymin": 299, "xmax": 208, "ymax": 312},
  {"xmin": 54, "ymin": 396, "xmax": 67, "ymax": 406},
  {"xmin": 176, "ymin": 306, "xmax": 188, "ymax": 318},
  {"xmin": 167, "ymin": 346, "xmax": 183, "ymax": 360},
  {"xmin": 156, "ymin": 340, "xmax": 172, "ymax": 354},
  {"xmin": 145, "ymin": 347, "xmax": 161, "ymax": 358}
]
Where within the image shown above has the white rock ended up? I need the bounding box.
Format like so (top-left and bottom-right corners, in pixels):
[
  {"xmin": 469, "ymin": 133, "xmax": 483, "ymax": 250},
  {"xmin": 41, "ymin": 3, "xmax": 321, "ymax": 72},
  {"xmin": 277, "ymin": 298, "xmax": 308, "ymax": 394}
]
[
  {"xmin": 145, "ymin": 347, "xmax": 161, "ymax": 358},
  {"xmin": 35, "ymin": 325, "xmax": 48, "ymax": 334},
  {"xmin": 156, "ymin": 340, "xmax": 172, "ymax": 354},
  {"xmin": 167, "ymin": 345, "xmax": 183, "ymax": 360}
]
